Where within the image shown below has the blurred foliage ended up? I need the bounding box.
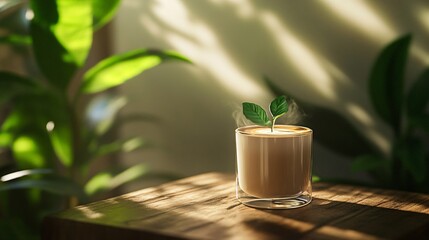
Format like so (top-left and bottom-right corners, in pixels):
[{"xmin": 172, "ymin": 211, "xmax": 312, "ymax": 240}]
[
  {"xmin": 266, "ymin": 34, "xmax": 429, "ymax": 193},
  {"xmin": 0, "ymin": 0, "xmax": 189, "ymax": 239}
]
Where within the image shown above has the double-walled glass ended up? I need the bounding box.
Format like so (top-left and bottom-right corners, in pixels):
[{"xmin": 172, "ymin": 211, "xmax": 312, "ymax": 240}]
[{"xmin": 235, "ymin": 125, "xmax": 313, "ymax": 209}]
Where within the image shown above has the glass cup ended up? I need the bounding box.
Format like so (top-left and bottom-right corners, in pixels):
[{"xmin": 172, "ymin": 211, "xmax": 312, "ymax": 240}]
[{"xmin": 235, "ymin": 125, "xmax": 313, "ymax": 209}]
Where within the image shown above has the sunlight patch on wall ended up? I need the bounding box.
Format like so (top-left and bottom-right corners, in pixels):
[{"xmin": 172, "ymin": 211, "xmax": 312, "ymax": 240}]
[
  {"xmin": 143, "ymin": 0, "xmax": 266, "ymax": 99},
  {"xmin": 415, "ymin": 8, "xmax": 429, "ymax": 64},
  {"xmin": 319, "ymin": 0, "xmax": 395, "ymax": 43},
  {"xmin": 345, "ymin": 103, "xmax": 389, "ymax": 154},
  {"xmin": 417, "ymin": 7, "xmax": 429, "ymax": 32},
  {"xmin": 411, "ymin": 46, "xmax": 429, "ymax": 65},
  {"xmin": 208, "ymin": 0, "xmax": 255, "ymax": 19},
  {"xmin": 260, "ymin": 12, "xmax": 337, "ymax": 101}
]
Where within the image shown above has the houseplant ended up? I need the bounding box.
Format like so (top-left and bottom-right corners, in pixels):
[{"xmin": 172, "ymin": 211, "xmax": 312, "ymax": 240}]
[
  {"xmin": 0, "ymin": 0, "xmax": 189, "ymax": 238},
  {"xmin": 265, "ymin": 34, "xmax": 429, "ymax": 193}
]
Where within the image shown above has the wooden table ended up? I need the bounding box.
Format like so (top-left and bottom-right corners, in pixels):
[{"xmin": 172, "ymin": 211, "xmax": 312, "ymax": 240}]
[{"xmin": 42, "ymin": 172, "xmax": 429, "ymax": 240}]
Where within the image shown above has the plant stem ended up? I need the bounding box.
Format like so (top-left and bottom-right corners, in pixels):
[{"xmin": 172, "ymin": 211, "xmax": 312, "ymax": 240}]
[{"xmin": 271, "ymin": 116, "xmax": 278, "ymax": 132}]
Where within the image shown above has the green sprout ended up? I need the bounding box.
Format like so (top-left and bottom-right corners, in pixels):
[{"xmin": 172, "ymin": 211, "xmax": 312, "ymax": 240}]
[{"xmin": 242, "ymin": 95, "xmax": 289, "ymax": 132}]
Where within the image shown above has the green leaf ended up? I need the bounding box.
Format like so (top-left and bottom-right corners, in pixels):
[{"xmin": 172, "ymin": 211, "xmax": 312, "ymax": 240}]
[
  {"xmin": 395, "ymin": 138, "xmax": 427, "ymax": 183},
  {"xmin": 368, "ymin": 34, "xmax": 411, "ymax": 134},
  {"xmin": 0, "ymin": 176, "xmax": 86, "ymax": 200},
  {"xmin": 85, "ymin": 163, "xmax": 148, "ymax": 195},
  {"xmin": 270, "ymin": 95, "xmax": 288, "ymax": 117},
  {"xmin": 81, "ymin": 49, "xmax": 191, "ymax": 93},
  {"xmin": 407, "ymin": 68, "xmax": 429, "ymax": 117},
  {"xmin": 2, "ymin": 91, "xmax": 71, "ymax": 167},
  {"xmin": 0, "ymin": 34, "xmax": 32, "ymax": 46},
  {"xmin": 242, "ymin": 102, "xmax": 271, "ymax": 126},
  {"xmin": 92, "ymin": 137, "xmax": 146, "ymax": 159},
  {"xmin": 30, "ymin": 23, "xmax": 77, "ymax": 90},
  {"xmin": 409, "ymin": 114, "xmax": 429, "ymax": 134},
  {"xmin": 92, "ymin": 0, "xmax": 121, "ymax": 30},
  {"xmin": 12, "ymin": 134, "xmax": 50, "ymax": 169},
  {"xmin": 0, "ymin": 169, "xmax": 52, "ymax": 182},
  {"xmin": 0, "ymin": 71, "xmax": 37, "ymax": 104},
  {"xmin": 352, "ymin": 154, "xmax": 387, "ymax": 172},
  {"xmin": 30, "ymin": 0, "xmax": 92, "ymax": 90},
  {"xmin": 0, "ymin": 131, "xmax": 13, "ymax": 147},
  {"xmin": 312, "ymin": 175, "xmax": 320, "ymax": 182},
  {"xmin": 47, "ymin": 122, "xmax": 73, "ymax": 167},
  {"xmin": 30, "ymin": 0, "xmax": 59, "ymax": 25}
]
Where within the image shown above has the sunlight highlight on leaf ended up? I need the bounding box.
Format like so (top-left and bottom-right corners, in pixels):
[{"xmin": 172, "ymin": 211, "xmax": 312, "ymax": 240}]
[
  {"xmin": 81, "ymin": 49, "xmax": 189, "ymax": 93},
  {"xmin": 12, "ymin": 136, "xmax": 45, "ymax": 168},
  {"xmin": 1, "ymin": 169, "xmax": 52, "ymax": 182}
]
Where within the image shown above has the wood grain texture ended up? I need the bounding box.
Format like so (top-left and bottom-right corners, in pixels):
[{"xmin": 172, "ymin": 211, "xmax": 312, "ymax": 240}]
[{"xmin": 42, "ymin": 172, "xmax": 429, "ymax": 240}]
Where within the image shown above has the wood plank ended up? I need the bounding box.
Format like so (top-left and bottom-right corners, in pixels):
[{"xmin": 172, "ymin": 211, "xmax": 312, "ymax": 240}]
[{"xmin": 42, "ymin": 172, "xmax": 429, "ymax": 240}]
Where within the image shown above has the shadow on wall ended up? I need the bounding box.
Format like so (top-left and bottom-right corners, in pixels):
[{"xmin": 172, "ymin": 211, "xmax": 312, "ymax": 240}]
[{"xmin": 114, "ymin": 0, "xmax": 429, "ymax": 187}]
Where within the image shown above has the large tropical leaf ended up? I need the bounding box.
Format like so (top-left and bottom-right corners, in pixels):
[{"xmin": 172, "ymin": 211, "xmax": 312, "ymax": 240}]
[
  {"xmin": 395, "ymin": 138, "xmax": 427, "ymax": 184},
  {"xmin": 407, "ymin": 68, "xmax": 429, "ymax": 118},
  {"xmin": 80, "ymin": 49, "xmax": 191, "ymax": 93},
  {"xmin": 30, "ymin": 0, "xmax": 92, "ymax": 90},
  {"xmin": 0, "ymin": 169, "xmax": 52, "ymax": 182},
  {"xmin": 47, "ymin": 121, "xmax": 73, "ymax": 167},
  {"xmin": 92, "ymin": 0, "xmax": 121, "ymax": 30},
  {"xmin": 12, "ymin": 133, "xmax": 50, "ymax": 169},
  {"xmin": 368, "ymin": 34, "xmax": 411, "ymax": 134},
  {"xmin": 2, "ymin": 91, "xmax": 72, "ymax": 167},
  {"xmin": 41, "ymin": 94, "xmax": 73, "ymax": 167},
  {"xmin": 0, "ymin": 175, "xmax": 86, "ymax": 200},
  {"xmin": 0, "ymin": 34, "xmax": 32, "ymax": 46},
  {"xmin": 0, "ymin": 71, "xmax": 37, "ymax": 104}
]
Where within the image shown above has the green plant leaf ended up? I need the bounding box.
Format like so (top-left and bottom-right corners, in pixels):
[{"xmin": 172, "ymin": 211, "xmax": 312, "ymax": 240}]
[
  {"xmin": 30, "ymin": 0, "xmax": 92, "ymax": 90},
  {"xmin": 0, "ymin": 131, "xmax": 13, "ymax": 147},
  {"xmin": 352, "ymin": 154, "xmax": 387, "ymax": 172},
  {"xmin": 312, "ymin": 175, "xmax": 320, "ymax": 182},
  {"xmin": 92, "ymin": 137, "xmax": 146, "ymax": 159},
  {"xmin": 395, "ymin": 138, "xmax": 426, "ymax": 183},
  {"xmin": 409, "ymin": 114, "xmax": 429, "ymax": 134},
  {"xmin": 0, "ymin": 71, "xmax": 37, "ymax": 104},
  {"xmin": 407, "ymin": 68, "xmax": 429, "ymax": 118},
  {"xmin": 47, "ymin": 122, "xmax": 73, "ymax": 167},
  {"xmin": 0, "ymin": 34, "xmax": 32, "ymax": 46},
  {"xmin": 84, "ymin": 163, "xmax": 148, "ymax": 195},
  {"xmin": 269, "ymin": 95, "xmax": 288, "ymax": 131},
  {"xmin": 0, "ymin": 169, "xmax": 52, "ymax": 182},
  {"xmin": 368, "ymin": 34, "xmax": 411, "ymax": 134},
  {"xmin": 30, "ymin": 23, "xmax": 77, "ymax": 90},
  {"xmin": 242, "ymin": 102, "xmax": 271, "ymax": 126},
  {"xmin": 0, "ymin": 176, "xmax": 86, "ymax": 200},
  {"xmin": 2, "ymin": 91, "xmax": 71, "ymax": 167},
  {"xmin": 81, "ymin": 49, "xmax": 191, "ymax": 93},
  {"xmin": 269, "ymin": 95, "xmax": 288, "ymax": 117},
  {"xmin": 12, "ymin": 133, "xmax": 51, "ymax": 169},
  {"xmin": 92, "ymin": 0, "xmax": 121, "ymax": 30}
]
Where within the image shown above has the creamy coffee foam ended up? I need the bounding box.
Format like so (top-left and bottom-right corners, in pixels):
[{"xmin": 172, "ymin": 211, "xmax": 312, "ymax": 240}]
[{"xmin": 236, "ymin": 125, "xmax": 312, "ymax": 198}]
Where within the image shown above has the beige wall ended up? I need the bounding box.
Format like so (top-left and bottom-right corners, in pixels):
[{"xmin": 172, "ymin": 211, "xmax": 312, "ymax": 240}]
[{"xmin": 113, "ymin": 0, "xmax": 429, "ymax": 183}]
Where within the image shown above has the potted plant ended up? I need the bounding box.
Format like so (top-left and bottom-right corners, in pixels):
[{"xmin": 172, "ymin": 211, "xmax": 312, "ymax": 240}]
[{"xmin": 0, "ymin": 0, "xmax": 190, "ymax": 238}]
